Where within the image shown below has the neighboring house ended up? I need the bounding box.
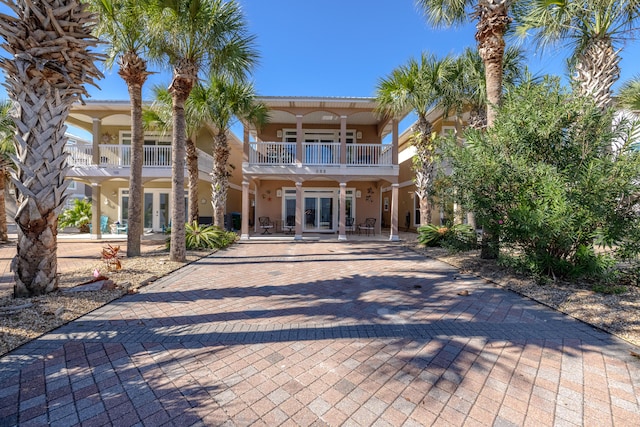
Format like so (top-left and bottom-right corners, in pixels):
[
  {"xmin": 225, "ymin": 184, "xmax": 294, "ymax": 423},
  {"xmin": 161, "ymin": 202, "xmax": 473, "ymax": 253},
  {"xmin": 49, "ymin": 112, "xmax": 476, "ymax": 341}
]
[
  {"xmin": 65, "ymin": 97, "xmax": 408, "ymax": 240},
  {"xmin": 66, "ymin": 100, "xmax": 230, "ymax": 236},
  {"xmin": 389, "ymin": 108, "xmax": 468, "ymax": 232}
]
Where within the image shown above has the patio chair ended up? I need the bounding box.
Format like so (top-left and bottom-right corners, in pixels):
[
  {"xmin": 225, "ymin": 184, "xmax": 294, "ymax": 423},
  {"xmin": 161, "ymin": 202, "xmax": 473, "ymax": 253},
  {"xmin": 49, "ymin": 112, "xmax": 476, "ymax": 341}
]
[
  {"xmin": 358, "ymin": 217, "xmax": 376, "ymax": 236},
  {"xmin": 283, "ymin": 215, "xmax": 295, "ymax": 234},
  {"xmin": 114, "ymin": 219, "xmax": 128, "ymax": 234},
  {"xmin": 259, "ymin": 216, "xmax": 273, "ymax": 234},
  {"xmin": 345, "ymin": 217, "xmax": 355, "ymax": 234}
]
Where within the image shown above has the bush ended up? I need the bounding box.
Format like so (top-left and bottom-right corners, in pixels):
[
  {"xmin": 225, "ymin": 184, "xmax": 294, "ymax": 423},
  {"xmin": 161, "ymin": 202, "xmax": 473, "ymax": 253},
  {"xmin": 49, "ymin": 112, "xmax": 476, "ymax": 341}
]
[
  {"xmin": 417, "ymin": 223, "xmax": 477, "ymax": 251},
  {"xmin": 443, "ymin": 76, "xmax": 640, "ymax": 279},
  {"xmin": 58, "ymin": 198, "xmax": 91, "ymax": 232},
  {"xmin": 166, "ymin": 221, "xmax": 237, "ymax": 250}
]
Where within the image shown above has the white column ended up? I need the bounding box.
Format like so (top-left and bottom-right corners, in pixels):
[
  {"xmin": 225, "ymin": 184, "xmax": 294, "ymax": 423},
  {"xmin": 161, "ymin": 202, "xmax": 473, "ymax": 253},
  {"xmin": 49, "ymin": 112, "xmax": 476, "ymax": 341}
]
[
  {"xmin": 241, "ymin": 181, "xmax": 250, "ymax": 240},
  {"xmin": 338, "ymin": 182, "xmax": 347, "ymax": 241},
  {"xmin": 296, "ymin": 115, "xmax": 303, "ymax": 166},
  {"xmin": 340, "ymin": 115, "xmax": 347, "ymax": 164},
  {"xmin": 295, "ymin": 181, "xmax": 303, "ymax": 240},
  {"xmin": 91, "ymin": 183, "xmax": 102, "ymax": 240},
  {"xmin": 92, "ymin": 118, "xmax": 101, "ymax": 165},
  {"xmin": 389, "ymin": 183, "xmax": 399, "ymax": 241}
]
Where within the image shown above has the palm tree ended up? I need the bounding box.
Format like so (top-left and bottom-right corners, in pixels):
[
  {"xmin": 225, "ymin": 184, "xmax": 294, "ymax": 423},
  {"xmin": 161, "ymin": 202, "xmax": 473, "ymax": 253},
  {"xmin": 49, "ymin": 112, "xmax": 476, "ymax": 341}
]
[
  {"xmin": 618, "ymin": 76, "xmax": 640, "ymax": 111},
  {"xmin": 88, "ymin": 0, "xmax": 152, "ymax": 257},
  {"xmin": 144, "ymin": 84, "xmax": 203, "ymax": 224},
  {"xmin": 416, "ymin": 0, "xmax": 514, "ymax": 127},
  {"xmin": 447, "ymin": 46, "xmax": 526, "ymax": 130},
  {"xmin": 376, "ymin": 53, "xmax": 455, "ymax": 225},
  {"xmin": 147, "ymin": 0, "xmax": 257, "ymax": 262},
  {"xmin": 0, "ymin": 0, "xmax": 103, "ymax": 297},
  {"xmin": 190, "ymin": 75, "xmax": 268, "ymax": 227},
  {"xmin": 0, "ymin": 99, "xmax": 16, "ymax": 242},
  {"xmin": 515, "ymin": 0, "xmax": 640, "ymax": 110}
]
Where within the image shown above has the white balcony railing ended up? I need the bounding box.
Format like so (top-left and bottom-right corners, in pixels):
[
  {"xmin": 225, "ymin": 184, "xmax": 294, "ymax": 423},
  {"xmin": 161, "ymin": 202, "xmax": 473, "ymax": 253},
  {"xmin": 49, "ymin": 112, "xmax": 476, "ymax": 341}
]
[
  {"xmin": 346, "ymin": 143, "xmax": 393, "ymax": 166},
  {"xmin": 66, "ymin": 144, "xmax": 212, "ymax": 171},
  {"xmin": 249, "ymin": 142, "xmax": 296, "ymax": 165},
  {"xmin": 248, "ymin": 142, "xmax": 393, "ymax": 166},
  {"xmin": 66, "ymin": 144, "xmax": 93, "ymax": 166},
  {"xmin": 303, "ymin": 143, "xmax": 340, "ymax": 165}
]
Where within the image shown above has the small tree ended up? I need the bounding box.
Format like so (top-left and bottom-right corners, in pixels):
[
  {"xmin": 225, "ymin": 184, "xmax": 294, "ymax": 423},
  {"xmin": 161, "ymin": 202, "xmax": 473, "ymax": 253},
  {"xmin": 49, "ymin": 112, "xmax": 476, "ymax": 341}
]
[
  {"xmin": 58, "ymin": 199, "xmax": 92, "ymax": 233},
  {"xmin": 445, "ymin": 77, "xmax": 640, "ymax": 278}
]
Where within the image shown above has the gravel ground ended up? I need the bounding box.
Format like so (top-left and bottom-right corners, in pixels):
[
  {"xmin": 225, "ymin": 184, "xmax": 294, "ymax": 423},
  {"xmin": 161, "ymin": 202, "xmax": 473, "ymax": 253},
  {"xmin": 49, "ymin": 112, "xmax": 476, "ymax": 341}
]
[
  {"xmin": 0, "ymin": 246, "xmax": 214, "ymax": 356},
  {"xmin": 1, "ymin": 241, "xmax": 639, "ymax": 357}
]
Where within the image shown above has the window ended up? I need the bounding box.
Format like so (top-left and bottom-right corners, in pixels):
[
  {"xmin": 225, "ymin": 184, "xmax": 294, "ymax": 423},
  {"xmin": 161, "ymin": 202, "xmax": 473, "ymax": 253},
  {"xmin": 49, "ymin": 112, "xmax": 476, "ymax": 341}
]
[
  {"xmin": 119, "ymin": 131, "xmax": 171, "ymax": 146},
  {"xmin": 282, "ymin": 129, "xmax": 355, "ymax": 143}
]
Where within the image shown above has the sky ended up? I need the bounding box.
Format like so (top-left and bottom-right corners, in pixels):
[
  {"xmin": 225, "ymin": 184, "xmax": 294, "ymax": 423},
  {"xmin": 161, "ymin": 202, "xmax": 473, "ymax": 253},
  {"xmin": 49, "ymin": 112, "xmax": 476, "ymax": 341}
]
[{"xmin": 0, "ymin": 0, "xmax": 639, "ymax": 134}]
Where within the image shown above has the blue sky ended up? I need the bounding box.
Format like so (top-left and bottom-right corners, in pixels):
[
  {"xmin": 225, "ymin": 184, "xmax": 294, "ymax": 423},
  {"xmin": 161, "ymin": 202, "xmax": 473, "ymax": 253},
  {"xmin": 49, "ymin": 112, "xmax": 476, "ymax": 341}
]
[{"xmin": 0, "ymin": 1, "xmax": 639, "ymax": 131}]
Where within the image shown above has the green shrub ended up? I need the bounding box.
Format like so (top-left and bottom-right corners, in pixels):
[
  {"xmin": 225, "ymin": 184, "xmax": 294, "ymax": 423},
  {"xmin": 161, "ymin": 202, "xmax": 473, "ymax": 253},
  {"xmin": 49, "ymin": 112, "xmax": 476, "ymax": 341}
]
[
  {"xmin": 58, "ymin": 198, "xmax": 91, "ymax": 232},
  {"xmin": 417, "ymin": 223, "xmax": 477, "ymax": 251},
  {"xmin": 166, "ymin": 221, "xmax": 237, "ymax": 250},
  {"xmin": 443, "ymin": 76, "xmax": 640, "ymax": 279}
]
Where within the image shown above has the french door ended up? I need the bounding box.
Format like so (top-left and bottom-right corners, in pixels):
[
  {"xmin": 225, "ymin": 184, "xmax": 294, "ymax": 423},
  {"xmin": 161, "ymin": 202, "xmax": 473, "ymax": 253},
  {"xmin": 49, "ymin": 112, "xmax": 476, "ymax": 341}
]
[
  {"xmin": 121, "ymin": 189, "xmax": 187, "ymax": 232},
  {"xmin": 282, "ymin": 188, "xmax": 355, "ymax": 233},
  {"xmin": 144, "ymin": 191, "xmax": 170, "ymax": 232}
]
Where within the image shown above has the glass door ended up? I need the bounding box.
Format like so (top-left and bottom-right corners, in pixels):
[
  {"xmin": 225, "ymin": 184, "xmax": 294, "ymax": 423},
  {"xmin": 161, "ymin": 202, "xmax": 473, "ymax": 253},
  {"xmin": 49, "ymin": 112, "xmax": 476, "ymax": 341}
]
[
  {"xmin": 143, "ymin": 190, "xmax": 171, "ymax": 232},
  {"xmin": 303, "ymin": 190, "xmax": 337, "ymax": 232}
]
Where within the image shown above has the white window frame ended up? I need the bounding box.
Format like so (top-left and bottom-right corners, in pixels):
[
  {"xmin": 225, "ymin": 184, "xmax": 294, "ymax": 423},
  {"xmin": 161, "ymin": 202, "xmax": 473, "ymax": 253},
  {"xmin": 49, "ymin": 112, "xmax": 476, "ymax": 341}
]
[
  {"xmin": 282, "ymin": 129, "xmax": 356, "ymax": 143},
  {"xmin": 119, "ymin": 131, "xmax": 171, "ymax": 146}
]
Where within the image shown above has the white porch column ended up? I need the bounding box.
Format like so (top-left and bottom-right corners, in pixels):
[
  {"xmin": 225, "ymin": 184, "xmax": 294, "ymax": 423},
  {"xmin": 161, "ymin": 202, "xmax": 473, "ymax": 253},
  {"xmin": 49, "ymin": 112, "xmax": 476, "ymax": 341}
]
[
  {"xmin": 241, "ymin": 181, "xmax": 250, "ymax": 240},
  {"xmin": 92, "ymin": 118, "xmax": 101, "ymax": 165},
  {"xmin": 91, "ymin": 183, "xmax": 102, "ymax": 240},
  {"xmin": 295, "ymin": 181, "xmax": 303, "ymax": 240},
  {"xmin": 243, "ymin": 126, "xmax": 250, "ymax": 163},
  {"xmin": 296, "ymin": 115, "xmax": 303, "ymax": 166},
  {"xmin": 392, "ymin": 119, "xmax": 399, "ymax": 165},
  {"xmin": 338, "ymin": 182, "xmax": 347, "ymax": 241},
  {"xmin": 389, "ymin": 183, "xmax": 399, "ymax": 241},
  {"xmin": 340, "ymin": 115, "xmax": 347, "ymax": 164}
]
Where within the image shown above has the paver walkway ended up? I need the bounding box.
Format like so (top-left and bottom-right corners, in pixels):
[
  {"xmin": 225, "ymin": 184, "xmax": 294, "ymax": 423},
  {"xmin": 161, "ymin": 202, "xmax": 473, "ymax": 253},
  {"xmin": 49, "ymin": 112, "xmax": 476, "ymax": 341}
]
[{"xmin": 1, "ymin": 240, "xmax": 639, "ymax": 426}]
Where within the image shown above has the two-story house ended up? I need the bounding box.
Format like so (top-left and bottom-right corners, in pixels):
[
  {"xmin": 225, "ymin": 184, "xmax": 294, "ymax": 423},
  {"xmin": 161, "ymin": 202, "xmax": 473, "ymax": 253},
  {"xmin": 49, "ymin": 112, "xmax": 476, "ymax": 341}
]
[
  {"xmin": 240, "ymin": 96, "xmax": 406, "ymax": 241},
  {"xmin": 65, "ymin": 96, "xmax": 408, "ymax": 241}
]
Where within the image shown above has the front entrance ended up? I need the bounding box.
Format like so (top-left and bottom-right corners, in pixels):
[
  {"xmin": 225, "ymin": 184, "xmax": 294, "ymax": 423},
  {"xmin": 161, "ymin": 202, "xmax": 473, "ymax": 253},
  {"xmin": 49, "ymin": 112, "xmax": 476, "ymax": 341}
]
[
  {"xmin": 304, "ymin": 191, "xmax": 335, "ymax": 232},
  {"xmin": 282, "ymin": 187, "xmax": 355, "ymax": 233},
  {"xmin": 120, "ymin": 189, "xmax": 187, "ymax": 233},
  {"xmin": 144, "ymin": 191, "xmax": 170, "ymax": 232}
]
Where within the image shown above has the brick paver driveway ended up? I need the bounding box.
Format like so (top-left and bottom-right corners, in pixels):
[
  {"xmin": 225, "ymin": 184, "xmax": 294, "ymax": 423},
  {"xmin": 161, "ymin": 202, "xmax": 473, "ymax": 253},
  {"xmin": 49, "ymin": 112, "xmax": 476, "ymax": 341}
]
[{"xmin": 1, "ymin": 240, "xmax": 639, "ymax": 426}]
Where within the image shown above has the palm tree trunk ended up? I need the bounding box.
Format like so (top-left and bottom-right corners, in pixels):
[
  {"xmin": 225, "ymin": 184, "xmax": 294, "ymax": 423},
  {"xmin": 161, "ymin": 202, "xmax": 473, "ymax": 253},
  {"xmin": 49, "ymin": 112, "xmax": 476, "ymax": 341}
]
[
  {"xmin": 0, "ymin": 170, "xmax": 8, "ymax": 242},
  {"xmin": 573, "ymin": 37, "xmax": 620, "ymax": 110},
  {"xmin": 412, "ymin": 114, "xmax": 434, "ymax": 226},
  {"xmin": 475, "ymin": 3, "xmax": 509, "ymax": 258},
  {"xmin": 168, "ymin": 62, "xmax": 196, "ymax": 262},
  {"xmin": 119, "ymin": 52, "xmax": 149, "ymax": 257},
  {"xmin": 186, "ymin": 136, "xmax": 199, "ymax": 224},
  {"xmin": 12, "ymin": 88, "xmax": 69, "ymax": 296},
  {"xmin": 0, "ymin": 0, "xmax": 102, "ymax": 296},
  {"xmin": 475, "ymin": 1, "xmax": 510, "ymax": 128},
  {"xmin": 211, "ymin": 133, "xmax": 231, "ymax": 228}
]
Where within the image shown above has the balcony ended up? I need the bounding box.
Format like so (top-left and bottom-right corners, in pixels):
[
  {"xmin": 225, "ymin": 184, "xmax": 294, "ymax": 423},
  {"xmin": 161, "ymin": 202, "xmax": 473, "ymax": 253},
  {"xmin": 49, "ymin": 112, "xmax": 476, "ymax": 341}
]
[
  {"xmin": 249, "ymin": 142, "xmax": 393, "ymax": 166},
  {"xmin": 245, "ymin": 142, "xmax": 397, "ymax": 178},
  {"xmin": 65, "ymin": 144, "xmax": 213, "ymax": 178}
]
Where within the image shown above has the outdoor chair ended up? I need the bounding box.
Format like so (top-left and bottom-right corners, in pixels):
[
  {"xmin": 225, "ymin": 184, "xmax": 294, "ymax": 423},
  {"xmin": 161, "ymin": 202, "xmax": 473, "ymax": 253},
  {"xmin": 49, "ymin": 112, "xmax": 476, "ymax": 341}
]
[
  {"xmin": 259, "ymin": 216, "xmax": 273, "ymax": 234},
  {"xmin": 283, "ymin": 215, "xmax": 295, "ymax": 234},
  {"xmin": 345, "ymin": 217, "xmax": 355, "ymax": 234},
  {"xmin": 358, "ymin": 217, "xmax": 376, "ymax": 236}
]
